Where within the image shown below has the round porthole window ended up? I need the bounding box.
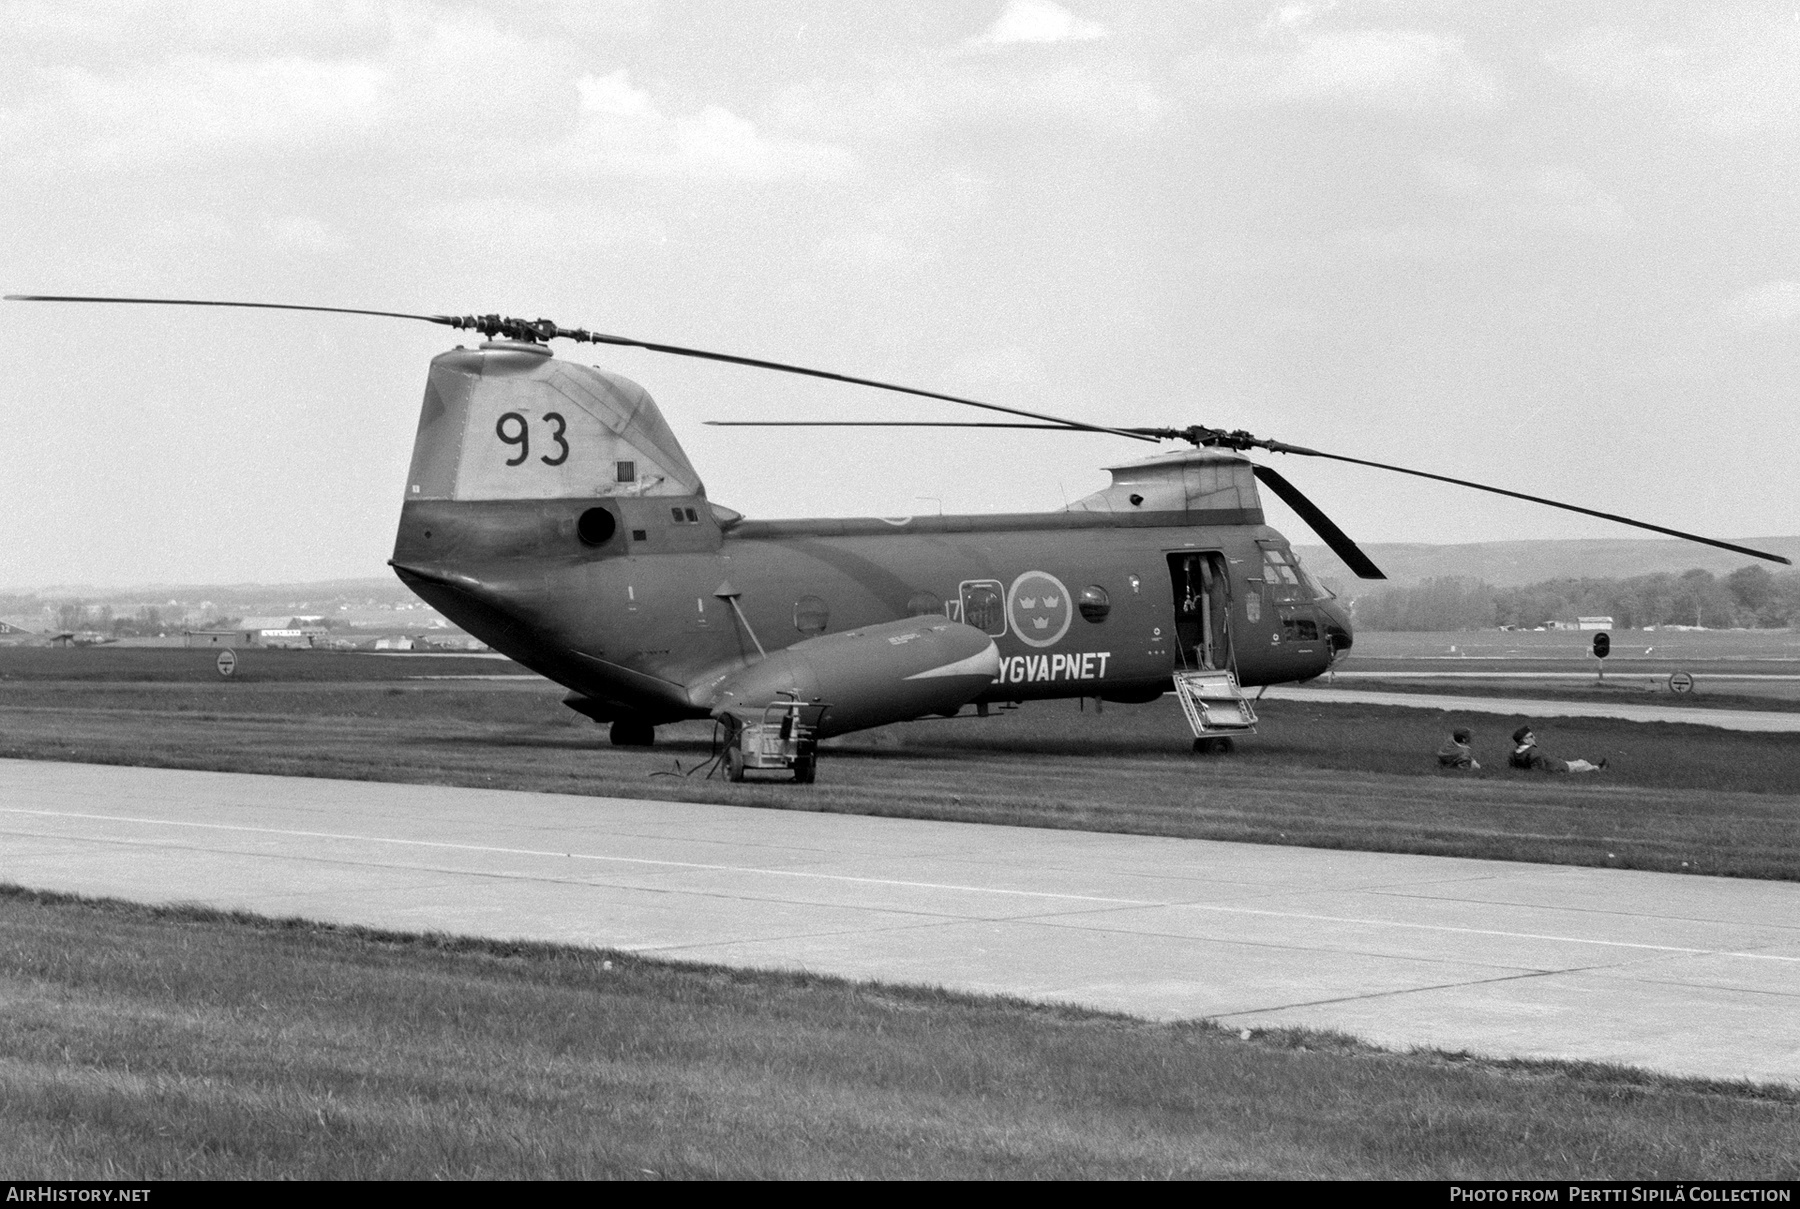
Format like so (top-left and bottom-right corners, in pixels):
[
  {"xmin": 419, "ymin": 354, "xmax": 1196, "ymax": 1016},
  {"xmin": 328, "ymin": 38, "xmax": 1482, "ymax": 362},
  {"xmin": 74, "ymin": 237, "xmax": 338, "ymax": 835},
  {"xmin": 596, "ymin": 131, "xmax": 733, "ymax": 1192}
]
[
  {"xmin": 577, "ymin": 507, "xmax": 617, "ymax": 546},
  {"xmin": 1078, "ymin": 585, "xmax": 1111, "ymax": 622},
  {"xmin": 794, "ymin": 595, "xmax": 829, "ymax": 635},
  {"xmin": 905, "ymin": 590, "xmax": 941, "ymax": 617}
]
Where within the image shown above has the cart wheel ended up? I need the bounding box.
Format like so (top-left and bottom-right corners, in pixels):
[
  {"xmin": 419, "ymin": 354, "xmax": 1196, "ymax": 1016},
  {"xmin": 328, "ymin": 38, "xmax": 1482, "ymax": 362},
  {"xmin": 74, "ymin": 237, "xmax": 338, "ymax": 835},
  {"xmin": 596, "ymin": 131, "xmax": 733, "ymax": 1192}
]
[
  {"xmin": 725, "ymin": 746, "xmax": 747, "ymax": 782},
  {"xmin": 1192, "ymin": 736, "xmax": 1235, "ymax": 755},
  {"xmin": 792, "ymin": 756, "xmax": 816, "ymax": 784}
]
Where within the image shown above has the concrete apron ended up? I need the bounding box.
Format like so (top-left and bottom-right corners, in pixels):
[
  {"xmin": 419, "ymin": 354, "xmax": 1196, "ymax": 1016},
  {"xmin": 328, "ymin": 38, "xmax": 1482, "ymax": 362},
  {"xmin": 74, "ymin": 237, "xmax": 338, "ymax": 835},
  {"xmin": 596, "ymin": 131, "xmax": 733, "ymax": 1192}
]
[{"xmin": 3, "ymin": 758, "xmax": 1796, "ymax": 1088}]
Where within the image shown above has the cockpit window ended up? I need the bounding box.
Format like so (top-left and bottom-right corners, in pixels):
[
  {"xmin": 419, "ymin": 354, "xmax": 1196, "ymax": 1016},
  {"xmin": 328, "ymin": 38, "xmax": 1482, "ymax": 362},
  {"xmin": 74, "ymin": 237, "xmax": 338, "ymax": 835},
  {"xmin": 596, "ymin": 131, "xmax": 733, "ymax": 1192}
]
[
  {"xmin": 1259, "ymin": 547, "xmax": 1335, "ymax": 602},
  {"xmin": 1261, "ymin": 548, "xmax": 1306, "ymax": 601},
  {"xmin": 1291, "ymin": 557, "xmax": 1334, "ymax": 601}
]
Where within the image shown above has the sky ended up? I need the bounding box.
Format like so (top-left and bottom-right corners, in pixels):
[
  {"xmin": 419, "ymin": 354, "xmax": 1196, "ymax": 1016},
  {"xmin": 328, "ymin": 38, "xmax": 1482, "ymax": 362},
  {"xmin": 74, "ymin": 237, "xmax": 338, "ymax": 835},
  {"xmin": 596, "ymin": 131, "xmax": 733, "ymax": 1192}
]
[{"xmin": 3, "ymin": 0, "xmax": 1797, "ymax": 589}]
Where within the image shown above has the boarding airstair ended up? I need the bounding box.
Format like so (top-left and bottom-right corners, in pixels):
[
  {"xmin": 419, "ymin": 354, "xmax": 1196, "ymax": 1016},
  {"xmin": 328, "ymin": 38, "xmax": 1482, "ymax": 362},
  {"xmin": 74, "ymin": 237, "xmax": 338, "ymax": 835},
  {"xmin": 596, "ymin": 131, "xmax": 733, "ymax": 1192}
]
[{"xmin": 1172, "ymin": 669, "xmax": 1258, "ymax": 744}]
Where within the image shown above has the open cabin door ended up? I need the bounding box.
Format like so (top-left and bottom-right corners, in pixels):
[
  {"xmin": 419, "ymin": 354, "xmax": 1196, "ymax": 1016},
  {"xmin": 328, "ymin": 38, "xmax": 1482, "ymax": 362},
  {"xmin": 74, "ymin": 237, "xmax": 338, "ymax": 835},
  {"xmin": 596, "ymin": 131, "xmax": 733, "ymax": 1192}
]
[
  {"xmin": 1166, "ymin": 551, "xmax": 1256, "ymax": 744},
  {"xmin": 1167, "ymin": 552, "xmax": 1232, "ymax": 672}
]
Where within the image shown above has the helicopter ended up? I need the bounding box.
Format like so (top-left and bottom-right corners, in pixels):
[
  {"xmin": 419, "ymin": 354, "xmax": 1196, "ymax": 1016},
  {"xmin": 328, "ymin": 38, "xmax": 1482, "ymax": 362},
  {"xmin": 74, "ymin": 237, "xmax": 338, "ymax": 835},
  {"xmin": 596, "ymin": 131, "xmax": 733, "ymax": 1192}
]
[{"xmin": 8, "ymin": 294, "xmax": 1791, "ymax": 780}]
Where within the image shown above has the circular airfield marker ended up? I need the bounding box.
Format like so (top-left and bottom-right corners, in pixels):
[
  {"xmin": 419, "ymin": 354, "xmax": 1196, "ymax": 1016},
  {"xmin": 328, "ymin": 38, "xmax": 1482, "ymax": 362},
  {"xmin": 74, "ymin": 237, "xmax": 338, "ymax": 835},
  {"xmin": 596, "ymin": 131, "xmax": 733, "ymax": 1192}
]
[
  {"xmin": 1669, "ymin": 670, "xmax": 1693, "ymax": 694},
  {"xmin": 216, "ymin": 649, "xmax": 237, "ymax": 678}
]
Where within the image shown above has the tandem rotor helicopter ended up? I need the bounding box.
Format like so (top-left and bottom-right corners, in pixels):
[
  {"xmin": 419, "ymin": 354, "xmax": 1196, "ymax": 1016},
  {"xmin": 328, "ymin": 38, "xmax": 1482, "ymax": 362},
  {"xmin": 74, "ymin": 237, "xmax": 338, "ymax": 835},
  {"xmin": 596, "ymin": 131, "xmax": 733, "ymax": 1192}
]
[{"xmin": 10, "ymin": 293, "xmax": 1791, "ymax": 781}]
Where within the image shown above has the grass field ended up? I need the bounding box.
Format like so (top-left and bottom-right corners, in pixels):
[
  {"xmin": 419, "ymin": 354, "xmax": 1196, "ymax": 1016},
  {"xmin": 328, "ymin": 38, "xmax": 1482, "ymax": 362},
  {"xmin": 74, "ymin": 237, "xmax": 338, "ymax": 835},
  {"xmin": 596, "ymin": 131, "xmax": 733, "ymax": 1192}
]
[
  {"xmin": 4, "ymin": 664, "xmax": 1799, "ymax": 882},
  {"xmin": 0, "ymin": 646, "xmax": 516, "ymax": 682},
  {"xmin": 1319, "ymin": 675, "xmax": 1800, "ymax": 711},
  {"xmin": 1337, "ymin": 629, "xmax": 1800, "ymax": 709},
  {"xmin": 1349, "ymin": 628, "xmax": 1800, "ymax": 660},
  {"xmin": 4, "ymin": 886, "xmax": 1795, "ymax": 1181}
]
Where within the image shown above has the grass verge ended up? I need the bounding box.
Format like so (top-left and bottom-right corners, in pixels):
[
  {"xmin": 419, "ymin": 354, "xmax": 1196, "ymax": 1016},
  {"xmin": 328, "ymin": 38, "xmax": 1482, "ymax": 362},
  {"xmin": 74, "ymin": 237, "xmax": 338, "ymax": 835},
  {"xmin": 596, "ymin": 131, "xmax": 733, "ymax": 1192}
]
[
  {"xmin": 3, "ymin": 678, "xmax": 1798, "ymax": 880},
  {"xmin": 2, "ymin": 886, "xmax": 1795, "ymax": 1180}
]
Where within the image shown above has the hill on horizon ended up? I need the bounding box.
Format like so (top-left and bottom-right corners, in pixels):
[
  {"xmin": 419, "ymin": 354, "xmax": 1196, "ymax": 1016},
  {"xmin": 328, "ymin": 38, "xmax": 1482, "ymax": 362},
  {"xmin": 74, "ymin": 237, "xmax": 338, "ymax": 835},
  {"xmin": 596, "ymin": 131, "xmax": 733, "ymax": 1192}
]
[
  {"xmin": 1294, "ymin": 537, "xmax": 1800, "ymax": 592},
  {"xmin": 11, "ymin": 538, "xmax": 1799, "ymax": 607}
]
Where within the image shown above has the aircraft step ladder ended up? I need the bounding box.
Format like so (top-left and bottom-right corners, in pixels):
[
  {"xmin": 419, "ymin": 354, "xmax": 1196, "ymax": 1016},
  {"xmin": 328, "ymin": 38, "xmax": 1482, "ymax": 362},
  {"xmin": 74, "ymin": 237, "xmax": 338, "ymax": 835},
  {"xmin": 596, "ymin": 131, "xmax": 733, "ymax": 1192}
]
[{"xmin": 1172, "ymin": 669, "xmax": 1258, "ymax": 739}]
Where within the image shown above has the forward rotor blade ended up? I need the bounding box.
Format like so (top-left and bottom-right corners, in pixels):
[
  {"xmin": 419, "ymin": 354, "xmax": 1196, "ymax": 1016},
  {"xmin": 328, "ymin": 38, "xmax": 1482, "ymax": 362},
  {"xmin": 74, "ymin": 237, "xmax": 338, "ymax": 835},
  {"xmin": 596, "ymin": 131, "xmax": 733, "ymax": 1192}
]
[
  {"xmin": 1277, "ymin": 448, "xmax": 1792, "ymax": 567},
  {"xmin": 6, "ymin": 293, "xmax": 1156, "ymax": 444},
  {"xmin": 1251, "ymin": 466, "xmax": 1386, "ymax": 580}
]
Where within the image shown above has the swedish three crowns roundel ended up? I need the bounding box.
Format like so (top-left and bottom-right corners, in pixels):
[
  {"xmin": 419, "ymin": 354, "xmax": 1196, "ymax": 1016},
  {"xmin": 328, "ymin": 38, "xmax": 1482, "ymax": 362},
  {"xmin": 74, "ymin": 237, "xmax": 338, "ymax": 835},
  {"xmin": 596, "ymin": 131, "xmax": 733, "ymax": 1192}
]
[{"xmin": 1008, "ymin": 571, "xmax": 1073, "ymax": 649}]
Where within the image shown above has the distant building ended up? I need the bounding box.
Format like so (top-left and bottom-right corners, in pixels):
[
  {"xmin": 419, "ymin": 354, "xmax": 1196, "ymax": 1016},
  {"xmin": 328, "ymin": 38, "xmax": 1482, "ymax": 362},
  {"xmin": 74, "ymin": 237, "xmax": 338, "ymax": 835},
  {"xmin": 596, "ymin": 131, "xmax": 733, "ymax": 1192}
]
[
  {"xmin": 185, "ymin": 629, "xmax": 254, "ymax": 648},
  {"xmin": 418, "ymin": 634, "xmax": 488, "ymax": 652},
  {"xmin": 1577, "ymin": 617, "xmax": 1614, "ymax": 631}
]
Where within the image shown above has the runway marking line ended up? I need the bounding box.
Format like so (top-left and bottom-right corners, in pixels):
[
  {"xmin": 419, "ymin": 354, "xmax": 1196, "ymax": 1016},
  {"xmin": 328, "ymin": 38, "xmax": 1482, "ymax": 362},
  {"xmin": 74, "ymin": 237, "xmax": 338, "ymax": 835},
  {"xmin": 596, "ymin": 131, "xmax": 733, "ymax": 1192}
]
[{"xmin": 7, "ymin": 805, "xmax": 1797, "ymax": 966}]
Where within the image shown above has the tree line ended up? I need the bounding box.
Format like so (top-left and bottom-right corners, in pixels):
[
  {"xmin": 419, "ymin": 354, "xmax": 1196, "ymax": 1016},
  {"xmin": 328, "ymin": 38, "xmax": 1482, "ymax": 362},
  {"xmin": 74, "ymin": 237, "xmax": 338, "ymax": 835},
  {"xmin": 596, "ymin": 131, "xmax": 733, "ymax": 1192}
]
[
  {"xmin": 1349, "ymin": 565, "xmax": 1800, "ymax": 632},
  {"xmin": 45, "ymin": 603, "xmax": 246, "ymax": 636}
]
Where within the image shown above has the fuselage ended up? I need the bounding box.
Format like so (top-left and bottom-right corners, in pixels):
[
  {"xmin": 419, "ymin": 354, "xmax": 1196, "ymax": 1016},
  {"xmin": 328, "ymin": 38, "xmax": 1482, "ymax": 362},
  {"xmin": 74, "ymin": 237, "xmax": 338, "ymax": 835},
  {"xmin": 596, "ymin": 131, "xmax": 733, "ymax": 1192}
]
[{"xmin": 391, "ymin": 494, "xmax": 1353, "ymax": 726}]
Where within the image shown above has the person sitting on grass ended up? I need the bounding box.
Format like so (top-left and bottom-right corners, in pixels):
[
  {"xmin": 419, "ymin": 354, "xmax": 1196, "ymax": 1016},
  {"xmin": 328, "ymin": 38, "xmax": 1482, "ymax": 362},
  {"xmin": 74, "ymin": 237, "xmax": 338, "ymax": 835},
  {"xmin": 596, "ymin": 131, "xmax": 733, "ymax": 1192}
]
[
  {"xmin": 1436, "ymin": 728, "xmax": 1479, "ymax": 770},
  {"xmin": 1509, "ymin": 726, "xmax": 1605, "ymax": 774}
]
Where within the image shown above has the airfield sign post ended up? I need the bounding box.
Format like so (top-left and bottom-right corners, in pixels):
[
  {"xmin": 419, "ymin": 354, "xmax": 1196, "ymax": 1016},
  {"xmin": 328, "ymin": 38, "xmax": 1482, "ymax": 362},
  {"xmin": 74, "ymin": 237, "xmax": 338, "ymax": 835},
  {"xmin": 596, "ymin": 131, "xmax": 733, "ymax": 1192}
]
[
  {"xmin": 216, "ymin": 649, "xmax": 236, "ymax": 678},
  {"xmin": 1591, "ymin": 631, "xmax": 1609, "ymax": 682}
]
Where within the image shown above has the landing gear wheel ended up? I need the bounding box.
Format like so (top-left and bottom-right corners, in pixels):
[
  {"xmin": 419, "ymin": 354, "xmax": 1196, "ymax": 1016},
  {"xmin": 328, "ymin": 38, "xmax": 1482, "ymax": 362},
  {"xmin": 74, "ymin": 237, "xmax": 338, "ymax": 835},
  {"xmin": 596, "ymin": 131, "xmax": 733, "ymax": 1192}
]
[
  {"xmin": 792, "ymin": 754, "xmax": 816, "ymax": 785},
  {"xmin": 725, "ymin": 745, "xmax": 747, "ymax": 782},
  {"xmin": 1192, "ymin": 736, "xmax": 1235, "ymax": 755},
  {"xmin": 610, "ymin": 720, "xmax": 655, "ymax": 748}
]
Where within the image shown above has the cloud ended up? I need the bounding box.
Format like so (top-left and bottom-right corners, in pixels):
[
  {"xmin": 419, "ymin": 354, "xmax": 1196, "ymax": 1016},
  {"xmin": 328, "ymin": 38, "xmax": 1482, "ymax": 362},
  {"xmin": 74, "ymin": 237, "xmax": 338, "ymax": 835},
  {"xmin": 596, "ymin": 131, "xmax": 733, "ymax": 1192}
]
[
  {"xmin": 16, "ymin": 55, "xmax": 388, "ymax": 171},
  {"xmin": 0, "ymin": 10, "xmax": 850, "ymax": 185},
  {"xmin": 1547, "ymin": 20, "xmax": 1800, "ymax": 136},
  {"xmin": 560, "ymin": 70, "xmax": 855, "ymax": 181},
  {"xmin": 950, "ymin": 345, "xmax": 1046, "ymax": 388},
  {"xmin": 1261, "ymin": 2, "xmax": 1338, "ymax": 34},
  {"xmin": 817, "ymin": 174, "xmax": 992, "ymax": 273},
  {"xmin": 968, "ymin": 1, "xmax": 1107, "ymax": 49},
  {"xmin": 1419, "ymin": 161, "xmax": 1630, "ymax": 237},
  {"xmin": 576, "ymin": 70, "xmax": 652, "ymax": 117},
  {"xmin": 1185, "ymin": 27, "xmax": 1503, "ymax": 112},
  {"xmin": 1720, "ymin": 281, "xmax": 1800, "ymax": 329},
  {"xmin": 774, "ymin": 59, "xmax": 1163, "ymax": 147},
  {"xmin": 259, "ymin": 213, "xmax": 341, "ymax": 254}
]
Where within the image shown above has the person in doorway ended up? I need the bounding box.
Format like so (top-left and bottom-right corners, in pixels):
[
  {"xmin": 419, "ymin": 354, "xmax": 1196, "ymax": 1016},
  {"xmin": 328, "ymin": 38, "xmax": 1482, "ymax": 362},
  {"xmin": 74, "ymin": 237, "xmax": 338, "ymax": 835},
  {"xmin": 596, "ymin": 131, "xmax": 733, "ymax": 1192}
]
[
  {"xmin": 1437, "ymin": 728, "xmax": 1479, "ymax": 770},
  {"xmin": 1509, "ymin": 726, "xmax": 1606, "ymax": 773}
]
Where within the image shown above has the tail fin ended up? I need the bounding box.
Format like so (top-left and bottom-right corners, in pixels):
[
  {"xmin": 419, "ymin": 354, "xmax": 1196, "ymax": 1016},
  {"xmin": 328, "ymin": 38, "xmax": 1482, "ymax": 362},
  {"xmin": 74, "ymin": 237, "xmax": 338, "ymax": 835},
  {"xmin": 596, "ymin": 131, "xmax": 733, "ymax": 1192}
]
[{"xmin": 404, "ymin": 340, "xmax": 702, "ymax": 502}]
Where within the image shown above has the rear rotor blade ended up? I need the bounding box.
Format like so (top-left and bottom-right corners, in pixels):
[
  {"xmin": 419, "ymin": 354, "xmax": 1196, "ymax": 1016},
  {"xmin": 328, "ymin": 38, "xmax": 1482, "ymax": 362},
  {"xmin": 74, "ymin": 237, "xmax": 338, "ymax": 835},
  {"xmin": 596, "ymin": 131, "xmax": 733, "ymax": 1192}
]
[
  {"xmin": 6, "ymin": 293, "xmax": 1156, "ymax": 444},
  {"xmin": 1251, "ymin": 466, "xmax": 1386, "ymax": 580},
  {"xmin": 6, "ymin": 293, "xmax": 448, "ymax": 326},
  {"xmin": 705, "ymin": 421, "xmax": 1099, "ymax": 431},
  {"xmin": 580, "ymin": 337, "xmax": 1155, "ymax": 441}
]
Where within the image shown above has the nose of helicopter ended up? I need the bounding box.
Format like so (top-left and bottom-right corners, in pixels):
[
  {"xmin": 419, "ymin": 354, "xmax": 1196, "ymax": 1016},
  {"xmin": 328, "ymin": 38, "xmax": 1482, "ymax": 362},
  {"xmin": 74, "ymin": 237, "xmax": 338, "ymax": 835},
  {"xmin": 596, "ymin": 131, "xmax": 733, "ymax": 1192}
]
[{"xmin": 1318, "ymin": 596, "xmax": 1354, "ymax": 657}]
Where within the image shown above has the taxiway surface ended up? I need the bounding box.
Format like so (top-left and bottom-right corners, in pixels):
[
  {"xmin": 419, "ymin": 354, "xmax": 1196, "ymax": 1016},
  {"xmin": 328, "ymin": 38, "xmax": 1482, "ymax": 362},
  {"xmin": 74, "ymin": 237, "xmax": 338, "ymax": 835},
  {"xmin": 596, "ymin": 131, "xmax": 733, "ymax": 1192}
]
[{"xmin": 3, "ymin": 758, "xmax": 1796, "ymax": 1087}]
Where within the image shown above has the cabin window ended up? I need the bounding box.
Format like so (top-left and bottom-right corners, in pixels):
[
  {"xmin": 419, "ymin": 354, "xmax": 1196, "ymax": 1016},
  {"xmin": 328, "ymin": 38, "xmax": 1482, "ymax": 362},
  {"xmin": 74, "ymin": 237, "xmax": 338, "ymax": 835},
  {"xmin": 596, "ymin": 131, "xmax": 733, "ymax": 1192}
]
[
  {"xmin": 1078, "ymin": 586, "xmax": 1111, "ymax": 623},
  {"xmin": 615, "ymin": 460, "xmax": 636, "ymax": 483},
  {"xmin": 794, "ymin": 595, "xmax": 829, "ymax": 635},
  {"xmin": 958, "ymin": 581, "xmax": 1007, "ymax": 636}
]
